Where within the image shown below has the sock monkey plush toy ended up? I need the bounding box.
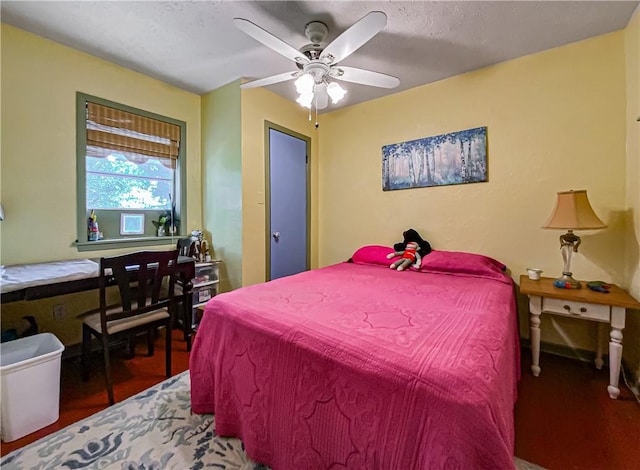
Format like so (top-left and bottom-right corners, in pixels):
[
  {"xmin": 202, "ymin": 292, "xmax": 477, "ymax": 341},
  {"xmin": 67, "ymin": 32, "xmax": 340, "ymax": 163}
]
[{"xmin": 387, "ymin": 229, "xmax": 432, "ymax": 271}]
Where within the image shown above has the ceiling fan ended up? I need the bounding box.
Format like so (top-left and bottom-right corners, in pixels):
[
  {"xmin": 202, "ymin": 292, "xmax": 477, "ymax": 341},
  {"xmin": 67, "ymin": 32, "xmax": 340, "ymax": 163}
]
[{"xmin": 233, "ymin": 11, "xmax": 400, "ymax": 110}]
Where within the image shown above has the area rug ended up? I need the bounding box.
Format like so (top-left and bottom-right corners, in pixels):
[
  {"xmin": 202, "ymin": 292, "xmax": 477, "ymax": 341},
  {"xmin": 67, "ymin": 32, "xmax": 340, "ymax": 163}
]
[{"xmin": 1, "ymin": 371, "xmax": 545, "ymax": 469}]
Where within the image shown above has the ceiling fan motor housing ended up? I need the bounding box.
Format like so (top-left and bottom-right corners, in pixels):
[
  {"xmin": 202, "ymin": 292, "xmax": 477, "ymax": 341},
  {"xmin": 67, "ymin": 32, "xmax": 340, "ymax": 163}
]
[
  {"xmin": 304, "ymin": 21, "xmax": 328, "ymax": 45},
  {"xmin": 297, "ymin": 44, "xmax": 323, "ymax": 67}
]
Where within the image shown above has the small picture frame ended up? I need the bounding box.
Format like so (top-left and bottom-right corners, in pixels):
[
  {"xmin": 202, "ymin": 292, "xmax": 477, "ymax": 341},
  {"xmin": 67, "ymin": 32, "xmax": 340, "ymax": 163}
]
[{"xmin": 120, "ymin": 213, "xmax": 145, "ymax": 235}]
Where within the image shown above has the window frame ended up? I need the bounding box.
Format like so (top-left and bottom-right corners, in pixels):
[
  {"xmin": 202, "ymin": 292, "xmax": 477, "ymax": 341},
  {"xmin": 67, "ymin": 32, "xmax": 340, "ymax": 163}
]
[{"xmin": 75, "ymin": 92, "xmax": 187, "ymax": 252}]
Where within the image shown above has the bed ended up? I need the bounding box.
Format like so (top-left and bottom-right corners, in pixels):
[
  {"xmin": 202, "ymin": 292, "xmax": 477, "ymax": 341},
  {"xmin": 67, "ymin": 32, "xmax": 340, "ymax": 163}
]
[{"xmin": 189, "ymin": 246, "xmax": 520, "ymax": 469}]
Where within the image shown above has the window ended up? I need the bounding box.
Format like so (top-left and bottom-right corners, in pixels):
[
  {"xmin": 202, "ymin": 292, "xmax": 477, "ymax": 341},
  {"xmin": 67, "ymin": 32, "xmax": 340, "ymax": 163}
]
[
  {"xmin": 86, "ymin": 153, "xmax": 174, "ymax": 211},
  {"xmin": 76, "ymin": 93, "xmax": 186, "ymax": 250}
]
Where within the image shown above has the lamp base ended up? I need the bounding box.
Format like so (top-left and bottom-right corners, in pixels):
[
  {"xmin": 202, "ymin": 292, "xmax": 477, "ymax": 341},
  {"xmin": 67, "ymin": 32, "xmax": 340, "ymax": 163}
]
[{"xmin": 553, "ymin": 273, "xmax": 582, "ymax": 289}]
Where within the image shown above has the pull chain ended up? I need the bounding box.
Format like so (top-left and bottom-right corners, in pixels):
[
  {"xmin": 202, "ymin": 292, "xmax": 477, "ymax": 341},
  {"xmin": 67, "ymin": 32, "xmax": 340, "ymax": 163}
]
[
  {"xmin": 314, "ymin": 83, "xmax": 319, "ymax": 129},
  {"xmin": 308, "ymin": 82, "xmax": 314, "ymax": 122}
]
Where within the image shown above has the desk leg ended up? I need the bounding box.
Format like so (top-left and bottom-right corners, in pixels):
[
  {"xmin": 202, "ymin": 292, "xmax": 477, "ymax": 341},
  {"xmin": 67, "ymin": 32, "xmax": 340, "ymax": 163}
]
[
  {"xmin": 595, "ymin": 322, "xmax": 605, "ymax": 370},
  {"xmin": 529, "ymin": 296, "xmax": 542, "ymax": 377}
]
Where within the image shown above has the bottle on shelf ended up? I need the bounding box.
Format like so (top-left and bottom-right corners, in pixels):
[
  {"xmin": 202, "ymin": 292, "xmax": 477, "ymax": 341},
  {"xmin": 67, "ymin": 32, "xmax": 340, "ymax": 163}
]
[{"xmin": 88, "ymin": 210, "xmax": 100, "ymax": 241}]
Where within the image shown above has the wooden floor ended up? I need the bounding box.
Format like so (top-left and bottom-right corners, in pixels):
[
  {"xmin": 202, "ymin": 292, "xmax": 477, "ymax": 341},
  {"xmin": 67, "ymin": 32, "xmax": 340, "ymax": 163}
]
[
  {"xmin": 515, "ymin": 351, "xmax": 639, "ymax": 470},
  {"xmin": 1, "ymin": 333, "xmax": 639, "ymax": 469}
]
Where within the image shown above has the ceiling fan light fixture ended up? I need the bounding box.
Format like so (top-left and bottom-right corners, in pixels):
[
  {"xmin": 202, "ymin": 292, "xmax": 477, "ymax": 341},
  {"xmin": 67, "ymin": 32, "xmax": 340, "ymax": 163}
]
[
  {"xmin": 304, "ymin": 62, "xmax": 330, "ymax": 83},
  {"xmin": 327, "ymin": 82, "xmax": 347, "ymax": 104},
  {"xmin": 295, "ymin": 74, "xmax": 314, "ymax": 95},
  {"xmin": 296, "ymin": 92, "xmax": 313, "ymax": 109}
]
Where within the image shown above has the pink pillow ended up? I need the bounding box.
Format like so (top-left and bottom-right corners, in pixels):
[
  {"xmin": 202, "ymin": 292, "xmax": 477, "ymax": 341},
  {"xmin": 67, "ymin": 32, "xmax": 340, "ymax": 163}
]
[
  {"xmin": 350, "ymin": 245, "xmax": 396, "ymax": 267},
  {"xmin": 420, "ymin": 250, "xmax": 508, "ymax": 281}
]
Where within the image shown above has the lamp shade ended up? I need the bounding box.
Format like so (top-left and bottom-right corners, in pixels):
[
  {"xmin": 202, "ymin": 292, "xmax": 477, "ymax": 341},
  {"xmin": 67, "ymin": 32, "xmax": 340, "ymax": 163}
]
[{"xmin": 542, "ymin": 190, "xmax": 607, "ymax": 230}]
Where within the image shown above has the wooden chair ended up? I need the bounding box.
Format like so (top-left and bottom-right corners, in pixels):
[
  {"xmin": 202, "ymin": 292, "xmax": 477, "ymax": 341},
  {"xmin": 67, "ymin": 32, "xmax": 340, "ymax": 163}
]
[
  {"xmin": 80, "ymin": 249, "xmax": 179, "ymax": 405},
  {"xmin": 176, "ymin": 237, "xmax": 196, "ymax": 258},
  {"xmin": 174, "ymin": 238, "xmax": 196, "ymax": 348}
]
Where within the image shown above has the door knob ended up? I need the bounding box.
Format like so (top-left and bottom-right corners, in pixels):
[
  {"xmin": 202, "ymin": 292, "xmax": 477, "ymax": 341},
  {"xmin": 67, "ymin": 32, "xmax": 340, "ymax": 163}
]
[{"xmin": 272, "ymin": 232, "xmax": 280, "ymax": 240}]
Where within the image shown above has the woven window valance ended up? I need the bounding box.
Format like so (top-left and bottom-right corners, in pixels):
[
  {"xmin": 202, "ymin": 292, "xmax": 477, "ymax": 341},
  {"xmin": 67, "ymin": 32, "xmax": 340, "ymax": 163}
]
[{"xmin": 86, "ymin": 102, "xmax": 180, "ymax": 167}]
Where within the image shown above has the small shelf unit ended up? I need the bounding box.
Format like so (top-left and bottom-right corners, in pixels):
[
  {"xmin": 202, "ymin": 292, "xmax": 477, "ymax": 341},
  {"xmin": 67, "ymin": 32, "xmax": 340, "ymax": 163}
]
[{"xmin": 190, "ymin": 260, "xmax": 221, "ymax": 328}]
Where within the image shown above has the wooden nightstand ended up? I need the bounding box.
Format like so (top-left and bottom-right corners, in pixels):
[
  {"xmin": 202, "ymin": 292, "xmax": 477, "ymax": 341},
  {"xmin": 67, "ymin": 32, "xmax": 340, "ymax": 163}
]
[{"xmin": 520, "ymin": 275, "xmax": 640, "ymax": 399}]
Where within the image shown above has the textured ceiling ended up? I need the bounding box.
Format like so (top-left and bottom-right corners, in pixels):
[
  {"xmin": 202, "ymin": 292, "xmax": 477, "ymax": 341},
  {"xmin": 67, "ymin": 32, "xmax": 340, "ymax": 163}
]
[{"xmin": 2, "ymin": 1, "xmax": 638, "ymax": 111}]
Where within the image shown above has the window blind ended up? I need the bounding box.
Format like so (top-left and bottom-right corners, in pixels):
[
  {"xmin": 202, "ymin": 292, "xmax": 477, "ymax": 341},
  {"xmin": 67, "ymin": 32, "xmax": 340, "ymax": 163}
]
[{"xmin": 86, "ymin": 102, "xmax": 180, "ymax": 168}]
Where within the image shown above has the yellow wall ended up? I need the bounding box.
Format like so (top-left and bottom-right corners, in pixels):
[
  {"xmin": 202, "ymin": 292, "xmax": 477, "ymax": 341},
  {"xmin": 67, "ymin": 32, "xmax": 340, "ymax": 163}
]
[
  {"xmin": 202, "ymin": 81, "xmax": 242, "ymax": 292},
  {"xmin": 0, "ymin": 24, "xmax": 201, "ymax": 345},
  {"xmin": 1, "ymin": 24, "xmax": 202, "ymax": 265},
  {"xmin": 1, "ymin": 19, "xmax": 638, "ymax": 376},
  {"xmin": 318, "ymin": 32, "xmax": 628, "ymax": 352},
  {"xmin": 240, "ymin": 87, "xmax": 317, "ymax": 287},
  {"xmin": 624, "ymin": 9, "xmax": 640, "ymax": 384}
]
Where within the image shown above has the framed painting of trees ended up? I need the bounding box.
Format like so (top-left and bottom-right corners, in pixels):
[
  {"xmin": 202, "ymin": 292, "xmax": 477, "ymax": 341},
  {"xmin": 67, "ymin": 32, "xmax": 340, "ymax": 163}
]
[{"xmin": 382, "ymin": 127, "xmax": 487, "ymax": 191}]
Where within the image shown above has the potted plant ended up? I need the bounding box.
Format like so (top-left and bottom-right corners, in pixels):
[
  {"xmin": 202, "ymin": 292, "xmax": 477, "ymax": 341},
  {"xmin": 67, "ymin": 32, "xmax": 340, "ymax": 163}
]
[
  {"xmin": 151, "ymin": 206, "xmax": 179, "ymax": 237},
  {"xmin": 152, "ymin": 215, "xmax": 168, "ymax": 237}
]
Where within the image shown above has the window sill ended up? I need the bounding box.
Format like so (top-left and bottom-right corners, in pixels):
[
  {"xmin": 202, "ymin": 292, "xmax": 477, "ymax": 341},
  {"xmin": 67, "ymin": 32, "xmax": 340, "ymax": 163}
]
[{"xmin": 75, "ymin": 236, "xmax": 181, "ymax": 252}]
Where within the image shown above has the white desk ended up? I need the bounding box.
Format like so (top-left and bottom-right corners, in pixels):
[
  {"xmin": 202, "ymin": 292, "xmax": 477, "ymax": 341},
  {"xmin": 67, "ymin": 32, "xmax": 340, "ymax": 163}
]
[{"xmin": 1, "ymin": 260, "xmax": 99, "ymax": 295}]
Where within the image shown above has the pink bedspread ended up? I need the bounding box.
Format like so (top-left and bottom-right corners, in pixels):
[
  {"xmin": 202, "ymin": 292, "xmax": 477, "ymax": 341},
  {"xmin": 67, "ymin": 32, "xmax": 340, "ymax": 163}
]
[{"xmin": 190, "ymin": 262, "xmax": 520, "ymax": 469}]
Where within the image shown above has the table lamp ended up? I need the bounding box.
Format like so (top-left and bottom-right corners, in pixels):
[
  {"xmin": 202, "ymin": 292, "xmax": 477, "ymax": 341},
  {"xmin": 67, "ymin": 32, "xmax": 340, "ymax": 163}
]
[{"xmin": 542, "ymin": 189, "xmax": 606, "ymax": 288}]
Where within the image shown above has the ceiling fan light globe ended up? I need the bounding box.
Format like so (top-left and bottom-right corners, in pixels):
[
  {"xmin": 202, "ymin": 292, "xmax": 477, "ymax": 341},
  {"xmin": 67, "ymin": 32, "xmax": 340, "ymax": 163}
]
[
  {"xmin": 296, "ymin": 92, "xmax": 313, "ymax": 108},
  {"xmin": 295, "ymin": 74, "xmax": 314, "ymax": 94},
  {"xmin": 327, "ymin": 82, "xmax": 347, "ymax": 104}
]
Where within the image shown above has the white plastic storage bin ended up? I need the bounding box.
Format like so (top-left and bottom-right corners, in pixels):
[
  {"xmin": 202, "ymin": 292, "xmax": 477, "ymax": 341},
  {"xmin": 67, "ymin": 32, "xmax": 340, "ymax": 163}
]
[{"xmin": 0, "ymin": 332, "xmax": 65, "ymax": 442}]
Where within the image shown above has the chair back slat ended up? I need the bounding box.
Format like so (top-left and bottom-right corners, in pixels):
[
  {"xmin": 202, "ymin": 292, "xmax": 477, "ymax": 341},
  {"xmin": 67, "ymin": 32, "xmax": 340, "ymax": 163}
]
[
  {"xmin": 176, "ymin": 237, "xmax": 195, "ymax": 258},
  {"xmin": 98, "ymin": 250, "xmax": 179, "ymax": 328}
]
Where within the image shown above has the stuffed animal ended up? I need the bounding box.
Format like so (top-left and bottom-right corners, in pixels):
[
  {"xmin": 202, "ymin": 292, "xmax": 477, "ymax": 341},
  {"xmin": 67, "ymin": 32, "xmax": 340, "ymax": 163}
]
[
  {"xmin": 387, "ymin": 229, "xmax": 432, "ymax": 271},
  {"xmin": 388, "ymin": 240, "xmax": 421, "ymax": 271}
]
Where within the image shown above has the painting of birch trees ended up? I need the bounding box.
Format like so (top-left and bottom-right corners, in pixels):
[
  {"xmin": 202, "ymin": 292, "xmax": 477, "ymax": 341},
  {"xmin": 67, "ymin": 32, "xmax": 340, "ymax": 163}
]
[{"xmin": 382, "ymin": 126, "xmax": 487, "ymax": 191}]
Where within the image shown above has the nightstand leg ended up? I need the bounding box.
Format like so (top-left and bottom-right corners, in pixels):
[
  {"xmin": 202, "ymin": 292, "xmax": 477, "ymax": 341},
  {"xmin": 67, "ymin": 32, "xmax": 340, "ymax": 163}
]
[
  {"xmin": 595, "ymin": 322, "xmax": 605, "ymax": 370},
  {"xmin": 607, "ymin": 326, "xmax": 623, "ymax": 399},
  {"xmin": 529, "ymin": 298, "xmax": 542, "ymax": 377}
]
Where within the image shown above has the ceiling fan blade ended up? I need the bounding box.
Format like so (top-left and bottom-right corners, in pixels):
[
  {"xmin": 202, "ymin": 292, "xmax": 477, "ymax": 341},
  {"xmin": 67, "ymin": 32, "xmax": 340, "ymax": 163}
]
[
  {"xmin": 234, "ymin": 18, "xmax": 309, "ymax": 65},
  {"xmin": 315, "ymin": 84, "xmax": 329, "ymax": 109},
  {"xmin": 240, "ymin": 71, "xmax": 300, "ymax": 89},
  {"xmin": 332, "ymin": 66, "xmax": 400, "ymax": 89},
  {"xmin": 320, "ymin": 11, "xmax": 387, "ymax": 65}
]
